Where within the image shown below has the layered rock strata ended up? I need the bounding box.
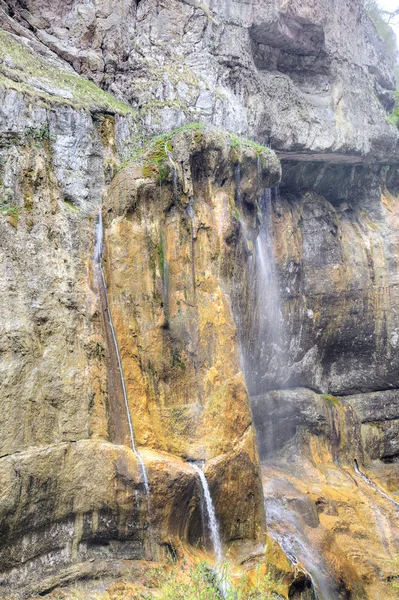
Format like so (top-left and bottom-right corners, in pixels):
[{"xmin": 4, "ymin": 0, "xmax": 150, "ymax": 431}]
[
  {"xmin": 246, "ymin": 169, "xmax": 399, "ymax": 598},
  {"xmin": 1, "ymin": 0, "xmax": 399, "ymax": 598},
  {"xmin": 0, "ymin": 119, "xmax": 276, "ymax": 597},
  {"xmin": 0, "ymin": 0, "xmax": 397, "ymax": 159}
]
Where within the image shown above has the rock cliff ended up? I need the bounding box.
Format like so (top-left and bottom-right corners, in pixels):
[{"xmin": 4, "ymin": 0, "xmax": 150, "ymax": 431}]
[
  {"xmin": 1, "ymin": 0, "xmax": 398, "ymax": 158},
  {"xmin": 0, "ymin": 0, "xmax": 399, "ymax": 598}
]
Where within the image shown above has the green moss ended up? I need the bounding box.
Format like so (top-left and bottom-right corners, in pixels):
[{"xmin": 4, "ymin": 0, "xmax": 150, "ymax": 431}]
[
  {"xmin": 171, "ymin": 349, "xmax": 186, "ymax": 371},
  {"xmin": 230, "ymin": 132, "xmax": 271, "ymax": 156},
  {"xmin": 142, "ymin": 163, "xmax": 158, "ymax": 179},
  {"xmin": 0, "ymin": 132, "xmax": 22, "ymax": 149},
  {"xmin": 386, "ymin": 91, "xmax": 399, "ymax": 129},
  {"xmin": 25, "ymin": 126, "xmax": 55, "ymax": 143},
  {"xmin": 0, "ymin": 30, "xmax": 135, "ymax": 115},
  {"xmin": 63, "ymin": 199, "xmax": 79, "ymax": 212},
  {"xmin": 0, "ymin": 200, "xmax": 21, "ymax": 227},
  {"xmin": 141, "ymin": 138, "xmax": 172, "ymax": 182},
  {"xmin": 120, "ymin": 122, "xmax": 274, "ymax": 178},
  {"xmin": 24, "ymin": 194, "xmax": 33, "ymax": 212},
  {"xmin": 322, "ymin": 394, "xmax": 341, "ymax": 407}
]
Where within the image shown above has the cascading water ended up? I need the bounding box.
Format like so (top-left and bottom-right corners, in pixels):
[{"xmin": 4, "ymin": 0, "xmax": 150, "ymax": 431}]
[
  {"xmin": 191, "ymin": 462, "xmax": 223, "ymax": 563},
  {"xmin": 354, "ymin": 459, "xmax": 399, "ymax": 510},
  {"xmin": 234, "ymin": 176, "xmax": 337, "ymax": 598},
  {"xmin": 238, "ymin": 184, "xmax": 288, "ymax": 397},
  {"xmin": 265, "ymin": 495, "xmax": 335, "ymax": 600},
  {"xmin": 254, "ymin": 187, "xmax": 287, "ymax": 390},
  {"xmin": 94, "ymin": 209, "xmax": 150, "ymax": 495}
]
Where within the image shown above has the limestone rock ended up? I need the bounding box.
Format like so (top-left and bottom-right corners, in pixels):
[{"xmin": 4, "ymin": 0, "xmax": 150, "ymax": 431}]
[
  {"xmin": 103, "ymin": 125, "xmax": 280, "ymax": 550},
  {"xmin": 1, "ymin": 0, "xmax": 397, "ymax": 160},
  {"xmin": 238, "ymin": 177, "xmax": 399, "ymax": 397}
]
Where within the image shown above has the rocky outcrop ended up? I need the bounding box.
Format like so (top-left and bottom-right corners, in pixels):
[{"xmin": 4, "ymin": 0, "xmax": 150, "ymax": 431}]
[
  {"xmin": 0, "ymin": 441, "xmax": 199, "ymax": 597},
  {"xmin": 102, "ymin": 125, "xmax": 280, "ymax": 548},
  {"xmin": 238, "ymin": 170, "xmax": 399, "ymax": 396},
  {"xmin": 0, "ymin": 112, "xmax": 275, "ymax": 596},
  {"xmin": 1, "ymin": 0, "xmax": 399, "ymax": 598},
  {"xmin": 245, "ymin": 170, "xmax": 399, "ymax": 597},
  {"xmin": 0, "ymin": 0, "xmax": 398, "ymax": 160},
  {"xmin": 251, "ymin": 386, "xmax": 399, "ymax": 599}
]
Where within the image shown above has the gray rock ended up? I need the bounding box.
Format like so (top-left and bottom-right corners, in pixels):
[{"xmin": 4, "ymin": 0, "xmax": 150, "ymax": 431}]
[{"xmin": 1, "ymin": 0, "xmax": 397, "ymax": 159}]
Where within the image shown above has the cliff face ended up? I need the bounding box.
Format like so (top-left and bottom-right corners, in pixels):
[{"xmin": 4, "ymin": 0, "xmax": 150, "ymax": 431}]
[
  {"xmin": 1, "ymin": 0, "xmax": 398, "ymax": 158},
  {"xmin": 0, "ymin": 0, "xmax": 399, "ymax": 598}
]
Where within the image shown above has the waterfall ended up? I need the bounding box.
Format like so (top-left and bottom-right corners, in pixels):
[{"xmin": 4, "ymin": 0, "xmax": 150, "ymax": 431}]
[
  {"xmin": 191, "ymin": 462, "xmax": 223, "ymax": 563},
  {"xmin": 354, "ymin": 459, "xmax": 399, "ymax": 510},
  {"xmin": 256, "ymin": 187, "xmax": 286, "ymax": 376},
  {"xmin": 94, "ymin": 209, "xmax": 150, "ymax": 495},
  {"xmin": 240, "ymin": 186, "xmax": 287, "ymax": 396},
  {"xmin": 172, "ymin": 166, "xmax": 178, "ymax": 204},
  {"xmin": 165, "ymin": 141, "xmax": 179, "ymax": 204}
]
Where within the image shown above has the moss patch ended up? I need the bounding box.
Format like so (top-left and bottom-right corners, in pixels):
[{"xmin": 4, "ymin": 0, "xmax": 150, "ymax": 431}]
[
  {"xmin": 322, "ymin": 394, "xmax": 341, "ymax": 407},
  {"xmin": 119, "ymin": 122, "xmax": 276, "ymax": 179},
  {"xmin": 0, "ymin": 200, "xmax": 21, "ymax": 227},
  {"xmin": 0, "ymin": 30, "xmax": 135, "ymax": 115}
]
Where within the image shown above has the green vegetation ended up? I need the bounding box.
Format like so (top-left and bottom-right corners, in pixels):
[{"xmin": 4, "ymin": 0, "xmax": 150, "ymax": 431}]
[
  {"xmin": 63, "ymin": 198, "xmax": 80, "ymax": 212},
  {"xmin": 142, "ymin": 137, "xmax": 173, "ymax": 183},
  {"xmin": 386, "ymin": 91, "xmax": 399, "ymax": 128},
  {"xmin": 46, "ymin": 560, "xmax": 284, "ymax": 599},
  {"xmin": 140, "ymin": 561, "xmax": 280, "ymax": 600},
  {"xmin": 322, "ymin": 394, "xmax": 341, "ymax": 407},
  {"xmin": 364, "ymin": 1, "xmax": 399, "ymax": 127},
  {"xmin": 0, "ymin": 132, "xmax": 21, "ymax": 149},
  {"xmin": 230, "ymin": 132, "xmax": 272, "ymax": 157},
  {"xmin": 171, "ymin": 349, "xmax": 186, "ymax": 372},
  {"xmin": 0, "ymin": 200, "xmax": 21, "ymax": 227},
  {"xmin": 118, "ymin": 123, "xmax": 205, "ymax": 176},
  {"xmin": 0, "ymin": 29, "xmax": 135, "ymax": 114},
  {"xmin": 25, "ymin": 125, "xmax": 55, "ymax": 142},
  {"xmin": 119, "ymin": 122, "xmax": 275, "ymax": 179}
]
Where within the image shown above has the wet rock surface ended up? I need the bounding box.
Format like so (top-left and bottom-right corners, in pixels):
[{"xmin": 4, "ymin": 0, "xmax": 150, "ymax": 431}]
[
  {"xmin": 237, "ymin": 174, "xmax": 399, "ymax": 397},
  {"xmin": 0, "ymin": 122, "xmax": 277, "ymax": 596},
  {"xmin": 252, "ymin": 386, "xmax": 399, "ymax": 599},
  {"xmin": 1, "ymin": 0, "xmax": 399, "ymax": 598}
]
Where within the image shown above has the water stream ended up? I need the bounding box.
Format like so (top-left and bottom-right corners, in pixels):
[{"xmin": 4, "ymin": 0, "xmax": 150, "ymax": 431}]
[
  {"xmin": 94, "ymin": 209, "xmax": 150, "ymax": 495},
  {"xmin": 235, "ymin": 181, "xmax": 333, "ymax": 598},
  {"xmin": 238, "ymin": 184, "xmax": 287, "ymax": 396},
  {"xmin": 255, "ymin": 187, "xmax": 286, "ymax": 386},
  {"xmin": 354, "ymin": 459, "xmax": 399, "ymax": 510},
  {"xmin": 265, "ymin": 497, "xmax": 335, "ymax": 600},
  {"xmin": 190, "ymin": 462, "xmax": 223, "ymax": 563}
]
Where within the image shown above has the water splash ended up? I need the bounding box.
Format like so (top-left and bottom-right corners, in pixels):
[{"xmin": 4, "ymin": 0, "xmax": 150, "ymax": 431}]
[
  {"xmin": 94, "ymin": 209, "xmax": 150, "ymax": 495},
  {"xmin": 266, "ymin": 499, "xmax": 336, "ymax": 600},
  {"xmin": 191, "ymin": 462, "xmax": 223, "ymax": 563}
]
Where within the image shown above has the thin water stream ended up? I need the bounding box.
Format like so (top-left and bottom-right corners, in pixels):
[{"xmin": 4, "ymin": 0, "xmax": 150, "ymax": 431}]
[
  {"xmin": 94, "ymin": 209, "xmax": 150, "ymax": 495},
  {"xmin": 354, "ymin": 459, "xmax": 399, "ymax": 510},
  {"xmin": 265, "ymin": 498, "xmax": 334, "ymax": 600},
  {"xmin": 191, "ymin": 462, "xmax": 223, "ymax": 563},
  {"xmin": 190, "ymin": 462, "xmax": 231, "ymax": 599}
]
